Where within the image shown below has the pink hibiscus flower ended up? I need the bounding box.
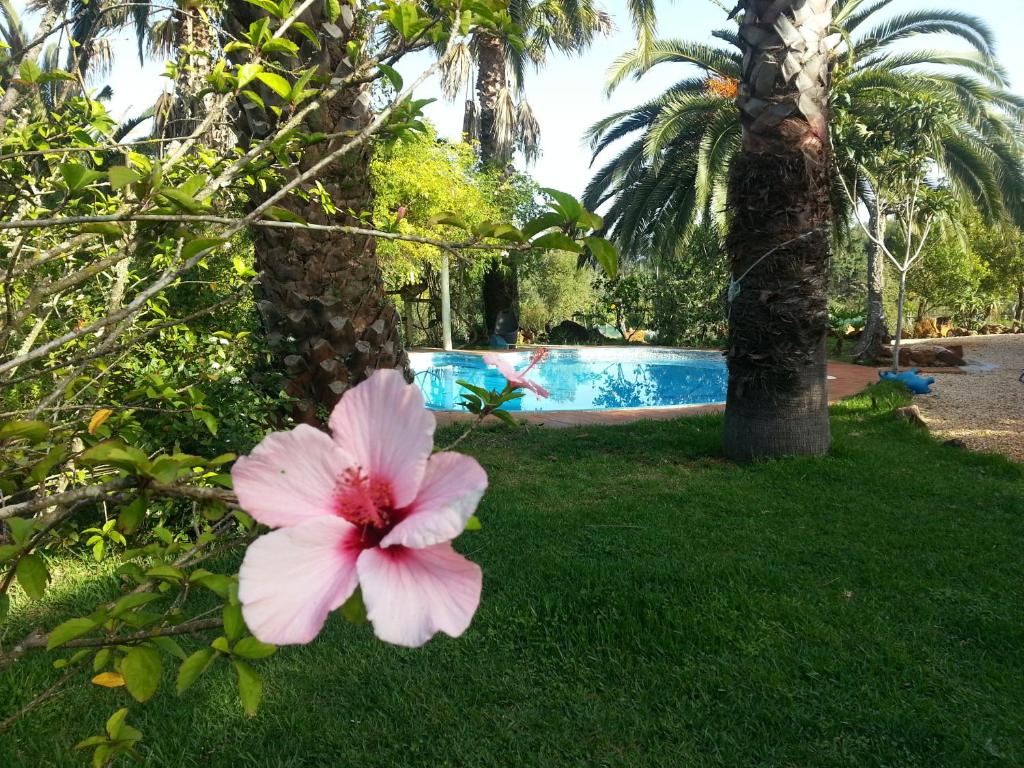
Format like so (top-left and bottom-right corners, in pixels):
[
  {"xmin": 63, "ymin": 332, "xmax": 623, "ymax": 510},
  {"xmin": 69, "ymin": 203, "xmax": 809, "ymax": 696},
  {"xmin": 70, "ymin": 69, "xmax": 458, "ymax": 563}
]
[
  {"xmin": 482, "ymin": 347, "xmax": 550, "ymax": 398},
  {"xmin": 233, "ymin": 369, "xmax": 487, "ymax": 648}
]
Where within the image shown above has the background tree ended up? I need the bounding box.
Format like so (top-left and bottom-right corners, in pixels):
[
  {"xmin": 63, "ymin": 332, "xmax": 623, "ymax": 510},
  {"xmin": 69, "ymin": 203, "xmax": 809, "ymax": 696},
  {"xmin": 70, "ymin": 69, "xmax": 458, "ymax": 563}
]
[
  {"xmin": 721, "ymin": 0, "xmax": 835, "ymax": 460},
  {"xmin": 451, "ymin": 0, "xmax": 611, "ymax": 336},
  {"xmin": 585, "ymin": 0, "xmax": 1024, "ymax": 360}
]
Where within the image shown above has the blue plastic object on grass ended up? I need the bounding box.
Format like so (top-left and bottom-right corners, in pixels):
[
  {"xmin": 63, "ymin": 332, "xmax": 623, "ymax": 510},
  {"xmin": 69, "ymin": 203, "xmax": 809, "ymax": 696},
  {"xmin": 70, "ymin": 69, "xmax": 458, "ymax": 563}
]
[{"xmin": 879, "ymin": 367, "xmax": 935, "ymax": 395}]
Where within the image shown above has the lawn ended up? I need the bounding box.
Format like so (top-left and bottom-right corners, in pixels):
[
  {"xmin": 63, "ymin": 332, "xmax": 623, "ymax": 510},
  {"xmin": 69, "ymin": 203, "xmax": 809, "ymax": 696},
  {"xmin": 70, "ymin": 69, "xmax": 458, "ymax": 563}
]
[{"xmin": 2, "ymin": 385, "xmax": 1023, "ymax": 767}]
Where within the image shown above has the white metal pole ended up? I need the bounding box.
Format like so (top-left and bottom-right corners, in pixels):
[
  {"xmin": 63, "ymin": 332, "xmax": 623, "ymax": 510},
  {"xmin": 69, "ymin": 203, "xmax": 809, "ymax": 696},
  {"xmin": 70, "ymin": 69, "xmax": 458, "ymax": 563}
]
[{"xmin": 440, "ymin": 251, "xmax": 453, "ymax": 351}]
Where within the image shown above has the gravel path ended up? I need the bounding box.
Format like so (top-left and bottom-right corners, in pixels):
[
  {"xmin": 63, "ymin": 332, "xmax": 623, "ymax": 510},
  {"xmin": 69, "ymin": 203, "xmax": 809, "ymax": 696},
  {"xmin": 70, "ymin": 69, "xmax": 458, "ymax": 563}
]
[{"xmin": 915, "ymin": 335, "xmax": 1024, "ymax": 462}]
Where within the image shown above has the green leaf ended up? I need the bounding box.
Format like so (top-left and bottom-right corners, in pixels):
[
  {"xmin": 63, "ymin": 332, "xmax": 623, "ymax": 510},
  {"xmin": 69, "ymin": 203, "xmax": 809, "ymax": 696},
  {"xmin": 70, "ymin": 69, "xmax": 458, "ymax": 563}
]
[
  {"xmin": 176, "ymin": 648, "xmax": 216, "ymax": 694},
  {"xmin": 16, "ymin": 554, "xmax": 48, "ymax": 600},
  {"xmin": 0, "ymin": 419, "xmax": 49, "ymax": 443},
  {"xmin": 465, "ymin": 515, "xmax": 482, "ymax": 531},
  {"xmin": 244, "ymin": 0, "xmax": 283, "ymax": 16},
  {"xmin": 223, "ymin": 604, "xmax": 244, "ymax": 643},
  {"xmin": 110, "ymin": 592, "xmax": 161, "ymax": 617},
  {"xmin": 262, "ymin": 38, "xmax": 300, "ymax": 56},
  {"xmin": 105, "ymin": 708, "xmax": 129, "ymax": 740},
  {"xmin": 47, "ymin": 617, "xmax": 97, "ymax": 650},
  {"xmin": 182, "ymin": 238, "xmax": 225, "ymax": 261},
  {"xmin": 6, "ymin": 516, "xmax": 34, "ymax": 544},
  {"xmin": 531, "ymin": 231, "xmax": 582, "ymax": 254},
  {"xmin": 190, "ymin": 570, "xmax": 233, "ymax": 598},
  {"xmin": 59, "ymin": 163, "xmax": 104, "ymax": 192},
  {"xmin": 0, "ymin": 595, "xmax": 9, "ymax": 623},
  {"xmin": 339, "ymin": 587, "xmax": 367, "ymax": 625},
  {"xmin": 521, "ymin": 211, "xmax": 565, "ymax": 239},
  {"xmin": 81, "ymin": 222, "xmax": 124, "ymax": 239},
  {"xmin": 491, "ymin": 409, "xmax": 519, "ymax": 427},
  {"xmin": 117, "ymin": 496, "xmax": 147, "ymax": 535},
  {"xmin": 232, "ymin": 637, "xmax": 277, "ymax": 660},
  {"xmin": 541, "ymin": 187, "xmax": 583, "ymax": 222},
  {"xmin": 121, "ymin": 646, "xmax": 162, "ymax": 702},
  {"xmin": 150, "ymin": 635, "xmax": 187, "ymax": 661},
  {"xmin": 145, "ymin": 565, "xmax": 185, "ymax": 582},
  {"xmin": 108, "ymin": 166, "xmax": 141, "ymax": 190},
  {"xmin": 158, "ymin": 187, "xmax": 205, "ymax": 213},
  {"xmin": 429, "ymin": 213, "xmax": 470, "ymax": 230},
  {"xmin": 585, "ymin": 237, "xmax": 619, "ymax": 279},
  {"xmin": 377, "ymin": 63, "xmax": 403, "ymax": 91},
  {"xmin": 93, "ymin": 648, "xmax": 111, "ymax": 672},
  {"xmin": 263, "ymin": 206, "xmax": 306, "ymax": 224},
  {"xmin": 18, "ymin": 59, "xmax": 41, "ymax": 84},
  {"xmin": 80, "ymin": 440, "xmax": 150, "ymax": 473},
  {"xmin": 256, "ymin": 72, "xmax": 291, "ymax": 99},
  {"xmin": 233, "ymin": 659, "xmax": 262, "ymax": 716},
  {"xmin": 236, "ymin": 62, "xmax": 262, "ymax": 90},
  {"xmin": 323, "ymin": 0, "xmax": 341, "ymax": 22}
]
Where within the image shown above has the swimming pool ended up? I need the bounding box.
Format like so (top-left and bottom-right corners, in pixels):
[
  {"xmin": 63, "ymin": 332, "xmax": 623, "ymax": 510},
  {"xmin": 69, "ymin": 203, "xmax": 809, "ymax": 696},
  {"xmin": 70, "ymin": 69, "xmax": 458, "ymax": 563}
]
[{"xmin": 409, "ymin": 348, "xmax": 728, "ymax": 412}]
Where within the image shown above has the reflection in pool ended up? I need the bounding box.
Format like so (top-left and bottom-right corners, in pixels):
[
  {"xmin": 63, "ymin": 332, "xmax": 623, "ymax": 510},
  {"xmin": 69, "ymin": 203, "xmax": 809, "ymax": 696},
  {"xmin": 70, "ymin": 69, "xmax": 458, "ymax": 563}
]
[{"xmin": 409, "ymin": 348, "xmax": 727, "ymax": 412}]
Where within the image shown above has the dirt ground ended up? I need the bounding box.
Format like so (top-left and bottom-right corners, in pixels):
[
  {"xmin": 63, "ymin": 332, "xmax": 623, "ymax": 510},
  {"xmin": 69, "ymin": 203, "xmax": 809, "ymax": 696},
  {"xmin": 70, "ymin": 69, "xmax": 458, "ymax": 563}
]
[{"xmin": 914, "ymin": 335, "xmax": 1024, "ymax": 462}]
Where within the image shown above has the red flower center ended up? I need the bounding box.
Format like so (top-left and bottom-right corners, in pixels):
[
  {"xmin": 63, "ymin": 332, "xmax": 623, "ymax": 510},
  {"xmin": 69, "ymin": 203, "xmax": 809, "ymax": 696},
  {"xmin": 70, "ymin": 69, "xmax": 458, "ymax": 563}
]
[{"xmin": 334, "ymin": 467, "xmax": 400, "ymax": 548}]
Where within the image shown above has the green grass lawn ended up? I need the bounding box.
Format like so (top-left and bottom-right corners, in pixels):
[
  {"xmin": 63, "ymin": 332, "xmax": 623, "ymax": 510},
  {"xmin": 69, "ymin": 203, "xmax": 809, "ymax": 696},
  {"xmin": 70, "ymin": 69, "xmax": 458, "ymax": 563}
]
[{"xmin": 3, "ymin": 385, "xmax": 1023, "ymax": 767}]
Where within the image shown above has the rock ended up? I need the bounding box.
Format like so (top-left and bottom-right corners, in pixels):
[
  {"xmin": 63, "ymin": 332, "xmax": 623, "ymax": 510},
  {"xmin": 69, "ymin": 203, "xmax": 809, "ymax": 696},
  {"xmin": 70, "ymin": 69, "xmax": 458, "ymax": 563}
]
[
  {"xmin": 892, "ymin": 405, "xmax": 927, "ymax": 426},
  {"xmin": 935, "ymin": 345, "xmax": 965, "ymax": 366},
  {"xmin": 949, "ymin": 327, "xmax": 972, "ymax": 337},
  {"xmin": 913, "ymin": 318, "xmax": 940, "ymax": 338},
  {"xmin": 980, "ymin": 323, "xmax": 1008, "ymax": 335},
  {"xmin": 909, "ymin": 347, "xmax": 938, "ymax": 366},
  {"xmin": 548, "ymin": 320, "xmax": 602, "ymax": 345}
]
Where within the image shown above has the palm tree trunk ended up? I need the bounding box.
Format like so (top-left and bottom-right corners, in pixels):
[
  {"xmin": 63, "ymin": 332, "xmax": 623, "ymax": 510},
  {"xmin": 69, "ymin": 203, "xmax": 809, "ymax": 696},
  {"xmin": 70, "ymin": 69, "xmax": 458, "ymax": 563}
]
[
  {"xmin": 227, "ymin": 0, "xmax": 408, "ymax": 424},
  {"xmin": 854, "ymin": 197, "xmax": 887, "ymax": 361},
  {"xmin": 723, "ymin": 0, "xmax": 834, "ymax": 461},
  {"xmin": 473, "ymin": 33, "xmax": 518, "ymax": 339},
  {"xmin": 163, "ymin": 10, "xmax": 232, "ymax": 150}
]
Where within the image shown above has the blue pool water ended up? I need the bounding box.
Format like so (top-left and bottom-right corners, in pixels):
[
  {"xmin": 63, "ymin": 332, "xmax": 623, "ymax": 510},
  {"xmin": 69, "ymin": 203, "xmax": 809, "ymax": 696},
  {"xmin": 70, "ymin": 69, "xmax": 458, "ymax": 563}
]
[{"xmin": 409, "ymin": 348, "xmax": 728, "ymax": 412}]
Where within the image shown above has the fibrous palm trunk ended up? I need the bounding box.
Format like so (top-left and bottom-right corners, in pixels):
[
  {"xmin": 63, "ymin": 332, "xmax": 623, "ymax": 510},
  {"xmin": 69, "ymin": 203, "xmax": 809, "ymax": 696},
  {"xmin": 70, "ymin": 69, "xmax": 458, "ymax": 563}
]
[
  {"xmin": 162, "ymin": 9, "xmax": 233, "ymax": 150},
  {"xmin": 854, "ymin": 197, "xmax": 888, "ymax": 361},
  {"xmin": 723, "ymin": 0, "xmax": 834, "ymax": 461},
  {"xmin": 473, "ymin": 33, "xmax": 518, "ymax": 338},
  {"xmin": 228, "ymin": 1, "xmax": 407, "ymax": 424}
]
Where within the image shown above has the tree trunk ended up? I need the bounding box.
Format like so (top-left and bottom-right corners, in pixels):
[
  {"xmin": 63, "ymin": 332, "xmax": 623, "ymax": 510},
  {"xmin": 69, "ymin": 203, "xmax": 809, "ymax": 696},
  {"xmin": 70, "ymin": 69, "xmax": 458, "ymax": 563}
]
[
  {"xmin": 854, "ymin": 197, "xmax": 888, "ymax": 361},
  {"xmin": 892, "ymin": 269, "xmax": 908, "ymax": 373},
  {"xmin": 1015, "ymin": 283, "xmax": 1024, "ymax": 323},
  {"xmin": 723, "ymin": 0, "xmax": 834, "ymax": 461},
  {"xmin": 162, "ymin": 10, "xmax": 233, "ymax": 150},
  {"xmin": 472, "ymin": 33, "xmax": 518, "ymax": 338},
  {"xmin": 227, "ymin": 0, "xmax": 408, "ymax": 424}
]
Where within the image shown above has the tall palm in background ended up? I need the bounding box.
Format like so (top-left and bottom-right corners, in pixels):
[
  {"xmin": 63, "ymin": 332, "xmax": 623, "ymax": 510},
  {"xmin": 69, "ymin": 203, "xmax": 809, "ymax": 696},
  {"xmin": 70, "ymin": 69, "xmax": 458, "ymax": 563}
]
[
  {"xmin": 451, "ymin": 0, "xmax": 611, "ymax": 336},
  {"xmin": 134, "ymin": 0, "xmax": 230, "ymax": 147},
  {"xmin": 585, "ymin": 0, "xmax": 1024, "ymax": 358}
]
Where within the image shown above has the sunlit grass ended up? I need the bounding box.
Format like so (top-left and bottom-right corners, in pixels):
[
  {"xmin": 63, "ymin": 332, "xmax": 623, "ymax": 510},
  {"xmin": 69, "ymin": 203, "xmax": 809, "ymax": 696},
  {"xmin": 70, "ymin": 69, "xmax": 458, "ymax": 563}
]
[{"xmin": 3, "ymin": 384, "xmax": 1023, "ymax": 767}]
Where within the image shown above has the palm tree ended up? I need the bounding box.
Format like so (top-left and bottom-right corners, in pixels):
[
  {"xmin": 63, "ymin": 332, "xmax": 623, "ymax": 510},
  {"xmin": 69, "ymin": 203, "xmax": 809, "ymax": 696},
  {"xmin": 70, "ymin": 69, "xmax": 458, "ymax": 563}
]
[
  {"xmin": 716, "ymin": 0, "xmax": 835, "ymax": 460},
  {"xmin": 225, "ymin": 0, "xmax": 407, "ymax": 424},
  {"xmin": 452, "ymin": 0, "xmax": 611, "ymax": 337},
  {"xmin": 136, "ymin": 0, "xmax": 232, "ymax": 147},
  {"xmin": 585, "ymin": 1, "xmax": 1024, "ymax": 362}
]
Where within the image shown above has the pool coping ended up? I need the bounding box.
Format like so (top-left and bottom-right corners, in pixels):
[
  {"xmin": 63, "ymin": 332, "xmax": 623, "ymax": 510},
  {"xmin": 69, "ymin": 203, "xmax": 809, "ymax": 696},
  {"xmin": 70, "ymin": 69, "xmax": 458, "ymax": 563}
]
[{"xmin": 412, "ymin": 348, "xmax": 880, "ymax": 428}]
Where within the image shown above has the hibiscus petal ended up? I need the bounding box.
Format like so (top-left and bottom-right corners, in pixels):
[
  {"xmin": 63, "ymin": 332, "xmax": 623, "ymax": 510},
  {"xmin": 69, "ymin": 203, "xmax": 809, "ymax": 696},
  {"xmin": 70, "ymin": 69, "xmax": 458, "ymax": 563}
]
[
  {"xmin": 380, "ymin": 453, "xmax": 487, "ymax": 549},
  {"xmin": 232, "ymin": 424, "xmax": 351, "ymax": 528},
  {"xmin": 328, "ymin": 369, "xmax": 434, "ymax": 509},
  {"xmin": 357, "ymin": 544, "xmax": 482, "ymax": 648},
  {"xmin": 239, "ymin": 517, "xmax": 360, "ymax": 645},
  {"xmin": 482, "ymin": 352, "xmax": 516, "ymax": 379}
]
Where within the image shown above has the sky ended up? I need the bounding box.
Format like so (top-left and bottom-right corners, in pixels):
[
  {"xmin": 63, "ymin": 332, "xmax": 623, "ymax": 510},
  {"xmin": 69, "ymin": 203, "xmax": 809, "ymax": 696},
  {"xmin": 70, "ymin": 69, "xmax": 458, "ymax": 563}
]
[{"xmin": 39, "ymin": 0, "xmax": 1024, "ymax": 198}]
